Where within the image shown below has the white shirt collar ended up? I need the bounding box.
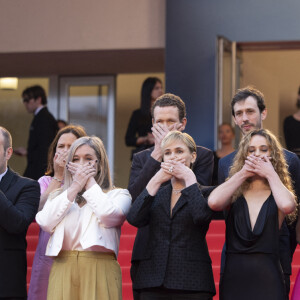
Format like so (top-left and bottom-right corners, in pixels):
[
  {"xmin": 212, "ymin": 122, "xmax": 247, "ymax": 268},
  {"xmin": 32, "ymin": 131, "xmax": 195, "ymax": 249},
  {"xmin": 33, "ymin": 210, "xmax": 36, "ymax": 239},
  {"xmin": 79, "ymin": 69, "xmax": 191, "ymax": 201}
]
[
  {"xmin": 34, "ymin": 105, "xmax": 45, "ymax": 116},
  {"xmin": 0, "ymin": 168, "xmax": 8, "ymax": 182}
]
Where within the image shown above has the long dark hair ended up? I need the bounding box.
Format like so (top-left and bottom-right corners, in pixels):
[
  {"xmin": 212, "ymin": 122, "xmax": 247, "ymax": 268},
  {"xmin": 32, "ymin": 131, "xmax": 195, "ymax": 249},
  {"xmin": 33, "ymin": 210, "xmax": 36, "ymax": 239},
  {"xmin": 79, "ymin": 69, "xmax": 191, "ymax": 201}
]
[
  {"xmin": 45, "ymin": 124, "xmax": 87, "ymax": 176},
  {"xmin": 140, "ymin": 77, "xmax": 162, "ymax": 116}
]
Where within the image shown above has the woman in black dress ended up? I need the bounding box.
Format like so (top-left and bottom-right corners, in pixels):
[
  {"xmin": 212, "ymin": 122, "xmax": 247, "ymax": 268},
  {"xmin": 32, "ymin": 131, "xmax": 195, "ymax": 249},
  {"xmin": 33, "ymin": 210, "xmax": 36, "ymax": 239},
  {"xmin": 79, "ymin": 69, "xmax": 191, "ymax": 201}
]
[
  {"xmin": 125, "ymin": 77, "xmax": 163, "ymax": 159},
  {"xmin": 208, "ymin": 129, "xmax": 297, "ymax": 300}
]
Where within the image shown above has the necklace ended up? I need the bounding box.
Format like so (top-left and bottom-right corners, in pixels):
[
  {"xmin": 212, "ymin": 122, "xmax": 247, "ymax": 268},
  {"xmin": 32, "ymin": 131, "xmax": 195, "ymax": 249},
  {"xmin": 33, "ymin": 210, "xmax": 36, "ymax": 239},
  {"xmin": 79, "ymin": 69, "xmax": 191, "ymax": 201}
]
[{"xmin": 172, "ymin": 188, "xmax": 183, "ymax": 194}]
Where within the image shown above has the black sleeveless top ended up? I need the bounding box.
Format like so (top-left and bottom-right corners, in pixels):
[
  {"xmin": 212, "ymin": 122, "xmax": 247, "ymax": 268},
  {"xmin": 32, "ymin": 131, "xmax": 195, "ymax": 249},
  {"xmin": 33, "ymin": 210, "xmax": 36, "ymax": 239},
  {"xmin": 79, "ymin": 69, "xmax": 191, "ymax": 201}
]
[
  {"xmin": 226, "ymin": 194, "xmax": 279, "ymax": 254},
  {"xmin": 220, "ymin": 194, "xmax": 286, "ymax": 300}
]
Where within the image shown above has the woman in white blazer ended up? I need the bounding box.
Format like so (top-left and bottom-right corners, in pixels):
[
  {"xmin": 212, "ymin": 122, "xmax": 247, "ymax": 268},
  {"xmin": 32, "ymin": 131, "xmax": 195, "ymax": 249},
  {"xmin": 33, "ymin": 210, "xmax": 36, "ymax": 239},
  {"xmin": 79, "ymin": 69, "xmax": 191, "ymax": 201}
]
[{"xmin": 36, "ymin": 136, "xmax": 132, "ymax": 300}]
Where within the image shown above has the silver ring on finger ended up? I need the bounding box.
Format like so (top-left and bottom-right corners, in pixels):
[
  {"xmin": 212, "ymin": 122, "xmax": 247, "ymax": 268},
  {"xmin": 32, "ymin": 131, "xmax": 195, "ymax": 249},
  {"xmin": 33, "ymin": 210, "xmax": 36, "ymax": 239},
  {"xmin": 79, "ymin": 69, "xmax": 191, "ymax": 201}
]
[{"xmin": 169, "ymin": 166, "xmax": 174, "ymax": 173}]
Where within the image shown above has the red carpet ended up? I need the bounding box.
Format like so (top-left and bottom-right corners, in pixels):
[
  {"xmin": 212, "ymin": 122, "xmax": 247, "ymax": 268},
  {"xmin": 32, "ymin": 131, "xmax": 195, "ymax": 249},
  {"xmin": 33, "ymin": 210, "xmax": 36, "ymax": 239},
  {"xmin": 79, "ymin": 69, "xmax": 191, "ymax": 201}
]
[{"xmin": 26, "ymin": 220, "xmax": 300, "ymax": 299}]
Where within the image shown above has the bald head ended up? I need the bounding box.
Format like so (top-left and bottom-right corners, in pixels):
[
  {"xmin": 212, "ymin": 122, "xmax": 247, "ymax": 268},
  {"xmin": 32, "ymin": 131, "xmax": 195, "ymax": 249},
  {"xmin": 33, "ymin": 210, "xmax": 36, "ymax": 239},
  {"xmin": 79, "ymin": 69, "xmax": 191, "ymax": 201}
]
[{"xmin": 0, "ymin": 127, "xmax": 12, "ymax": 151}]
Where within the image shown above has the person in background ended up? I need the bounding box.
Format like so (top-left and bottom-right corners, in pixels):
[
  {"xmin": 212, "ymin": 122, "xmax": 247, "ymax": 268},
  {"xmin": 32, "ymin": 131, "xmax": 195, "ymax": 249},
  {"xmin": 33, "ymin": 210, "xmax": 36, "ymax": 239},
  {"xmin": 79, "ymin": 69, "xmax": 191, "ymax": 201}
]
[
  {"xmin": 57, "ymin": 119, "xmax": 68, "ymax": 129},
  {"xmin": 0, "ymin": 126, "xmax": 40, "ymax": 299},
  {"xmin": 212, "ymin": 122, "xmax": 235, "ymax": 185},
  {"xmin": 125, "ymin": 77, "xmax": 163, "ymax": 159},
  {"xmin": 209, "ymin": 129, "xmax": 296, "ymax": 300},
  {"xmin": 15, "ymin": 85, "xmax": 58, "ymax": 180},
  {"xmin": 284, "ymin": 86, "xmax": 300, "ymax": 159},
  {"xmin": 36, "ymin": 136, "xmax": 131, "ymax": 300},
  {"xmin": 28, "ymin": 125, "xmax": 87, "ymax": 300},
  {"xmin": 127, "ymin": 131, "xmax": 215, "ymax": 299}
]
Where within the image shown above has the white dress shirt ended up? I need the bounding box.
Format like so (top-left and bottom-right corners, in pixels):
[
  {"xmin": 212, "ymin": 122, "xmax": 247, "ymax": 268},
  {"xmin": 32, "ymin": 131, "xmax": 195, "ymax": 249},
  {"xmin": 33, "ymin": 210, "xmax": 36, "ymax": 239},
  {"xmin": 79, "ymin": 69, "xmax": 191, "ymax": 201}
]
[{"xmin": 0, "ymin": 168, "xmax": 8, "ymax": 182}]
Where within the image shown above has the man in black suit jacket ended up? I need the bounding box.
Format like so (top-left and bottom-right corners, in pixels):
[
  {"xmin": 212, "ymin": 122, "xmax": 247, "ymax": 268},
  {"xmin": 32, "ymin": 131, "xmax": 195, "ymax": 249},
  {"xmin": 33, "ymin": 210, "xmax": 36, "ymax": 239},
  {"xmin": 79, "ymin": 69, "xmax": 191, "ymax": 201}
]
[
  {"xmin": 0, "ymin": 126, "xmax": 40, "ymax": 299},
  {"xmin": 128, "ymin": 93, "xmax": 214, "ymax": 299},
  {"xmin": 218, "ymin": 86, "xmax": 300, "ymax": 298},
  {"xmin": 15, "ymin": 85, "xmax": 58, "ymax": 180}
]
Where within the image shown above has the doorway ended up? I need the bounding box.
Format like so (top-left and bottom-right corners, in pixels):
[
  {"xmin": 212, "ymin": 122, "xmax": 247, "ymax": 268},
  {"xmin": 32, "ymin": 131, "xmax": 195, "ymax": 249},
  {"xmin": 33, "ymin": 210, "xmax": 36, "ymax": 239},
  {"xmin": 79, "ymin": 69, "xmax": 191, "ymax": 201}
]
[
  {"xmin": 216, "ymin": 36, "xmax": 241, "ymax": 148},
  {"xmin": 58, "ymin": 76, "xmax": 115, "ymax": 175},
  {"xmin": 216, "ymin": 38, "xmax": 300, "ymax": 148}
]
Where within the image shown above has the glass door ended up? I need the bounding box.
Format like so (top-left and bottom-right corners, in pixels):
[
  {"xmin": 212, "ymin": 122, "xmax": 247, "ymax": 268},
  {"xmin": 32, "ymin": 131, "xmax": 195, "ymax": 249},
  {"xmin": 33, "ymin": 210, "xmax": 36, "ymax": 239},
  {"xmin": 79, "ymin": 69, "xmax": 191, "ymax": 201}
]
[
  {"xmin": 215, "ymin": 36, "xmax": 241, "ymax": 148},
  {"xmin": 59, "ymin": 76, "xmax": 115, "ymax": 176}
]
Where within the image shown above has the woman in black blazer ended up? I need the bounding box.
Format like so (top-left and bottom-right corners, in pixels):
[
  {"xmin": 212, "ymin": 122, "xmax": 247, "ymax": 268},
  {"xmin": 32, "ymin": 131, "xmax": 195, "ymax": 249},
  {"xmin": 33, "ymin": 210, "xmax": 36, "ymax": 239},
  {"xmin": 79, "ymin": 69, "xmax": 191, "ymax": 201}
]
[{"xmin": 127, "ymin": 131, "xmax": 215, "ymax": 300}]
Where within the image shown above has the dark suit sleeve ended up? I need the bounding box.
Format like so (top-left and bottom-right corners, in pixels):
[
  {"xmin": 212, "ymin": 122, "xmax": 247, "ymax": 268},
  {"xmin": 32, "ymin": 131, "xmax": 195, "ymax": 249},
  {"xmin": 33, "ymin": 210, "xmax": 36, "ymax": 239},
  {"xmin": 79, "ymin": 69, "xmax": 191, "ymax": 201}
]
[
  {"xmin": 128, "ymin": 152, "xmax": 161, "ymax": 201},
  {"xmin": 193, "ymin": 147, "xmax": 214, "ymax": 186},
  {"xmin": 218, "ymin": 157, "xmax": 226, "ymax": 184},
  {"xmin": 288, "ymin": 152, "xmax": 300, "ymax": 202},
  {"xmin": 283, "ymin": 117, "xmax": 292, "ymax": 151},
  {"xmin": 26, "ymin": 109, "xmax": 58, "ymax": 180},
  {"xmin": 34, "ymin": 116, "xmax": 56, "ymax": 167},
  {"xmin": 216, "ymin": 156, "xmax": 230, "ymax": 220},
  {"xmin": 183, "ymin": 183, "xmax": 213, "ymax": 224},
  {"xmin": 0, "ymin": 180, "xmax": 40, "ymax": 234},
  {"xmin": 127, "ymin": 188, "xmax": 154, "ymax": 227}
]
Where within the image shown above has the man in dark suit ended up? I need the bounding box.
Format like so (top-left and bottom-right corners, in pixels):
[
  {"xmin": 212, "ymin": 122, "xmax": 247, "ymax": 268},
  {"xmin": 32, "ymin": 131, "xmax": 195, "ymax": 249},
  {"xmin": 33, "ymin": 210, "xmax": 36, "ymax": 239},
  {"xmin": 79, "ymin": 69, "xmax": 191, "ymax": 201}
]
[
  {"xmin": 15, "ymin": 85, "xmax": 58, "ymax": 180},
  {"xmin": 0, "ymin": 126, "xmax": 40, "ymax": 299},
  {"xmin": 128, "ymin": 93, "xmax": 214, "ymax": 299},
  {"xmin": 218, "ymin": 86, "xmax": 300, "ymax": 298}
]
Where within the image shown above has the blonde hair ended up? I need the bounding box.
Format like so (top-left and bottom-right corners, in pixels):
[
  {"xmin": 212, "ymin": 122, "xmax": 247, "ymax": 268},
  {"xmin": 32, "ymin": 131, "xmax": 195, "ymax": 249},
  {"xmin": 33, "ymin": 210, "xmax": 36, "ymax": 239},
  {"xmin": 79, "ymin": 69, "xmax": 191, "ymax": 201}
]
[
  {"xmin": 161, "ymin": 131, "xmax": 196, "ymax": 168},
  {"xmin": 162, "ymin": 131, "xmax": 196, "ymax": 153},
  {"xmin": 50, "ymin": 136, "xmax": 113, "ymax": 200},
  {"xmin": 228, "ymin": 129, "xmax": 296, "ymax": 222}
]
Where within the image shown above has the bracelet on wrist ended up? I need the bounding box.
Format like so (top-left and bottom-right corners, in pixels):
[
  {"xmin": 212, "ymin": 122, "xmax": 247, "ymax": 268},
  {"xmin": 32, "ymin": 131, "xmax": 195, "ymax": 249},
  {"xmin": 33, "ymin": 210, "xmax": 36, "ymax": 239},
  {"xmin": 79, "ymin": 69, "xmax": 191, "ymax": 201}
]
[{"xmin": 53, "ymin": 176, "xmax": 63, "ymax": 183}]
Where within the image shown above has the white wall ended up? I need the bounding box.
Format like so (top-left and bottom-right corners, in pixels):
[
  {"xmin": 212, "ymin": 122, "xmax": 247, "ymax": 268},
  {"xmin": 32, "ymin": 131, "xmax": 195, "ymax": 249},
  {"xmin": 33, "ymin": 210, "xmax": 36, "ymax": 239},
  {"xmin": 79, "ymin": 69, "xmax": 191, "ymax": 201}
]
[
  {"xmin": 0, "ymin": 0, "xmax": 165, "ymax": 53},
  {"xmin": 0, "ymin": 79, "xmax": 49, "ymax": 174}
]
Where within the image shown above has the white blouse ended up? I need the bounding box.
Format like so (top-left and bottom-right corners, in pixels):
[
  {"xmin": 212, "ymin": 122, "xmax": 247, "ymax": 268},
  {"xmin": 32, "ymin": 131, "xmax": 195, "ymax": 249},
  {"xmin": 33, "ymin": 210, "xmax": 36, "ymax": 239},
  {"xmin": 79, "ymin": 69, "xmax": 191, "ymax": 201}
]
[{"xmin": 36, "ymin": 184, "xmax": 132, "ymax": 256}]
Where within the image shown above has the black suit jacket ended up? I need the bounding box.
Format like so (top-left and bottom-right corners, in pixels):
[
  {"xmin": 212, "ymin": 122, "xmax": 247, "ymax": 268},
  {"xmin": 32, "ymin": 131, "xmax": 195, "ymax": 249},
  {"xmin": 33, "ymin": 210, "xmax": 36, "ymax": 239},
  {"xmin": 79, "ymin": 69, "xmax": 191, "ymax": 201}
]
[
  {"xmin": 218, "ymin": 149, "xmax": 300, "ymax": 275},
  {"xmin": 0, "ymin": 168, "xmax": 40, "ymax": 298},
  {"xmin": 127, "ymin": 183, "xmax": 216, "ymax": 294},
  {"xmin": 128, "ymin": 145, "xmax": 214, "ymax": 201},
  {"xmin": 128, "ymin": 145, "xmax": 214, "ymax": 262},
  {"xmin": 24, "ymin": 106, "xmax": 58, "ymax": 180}
]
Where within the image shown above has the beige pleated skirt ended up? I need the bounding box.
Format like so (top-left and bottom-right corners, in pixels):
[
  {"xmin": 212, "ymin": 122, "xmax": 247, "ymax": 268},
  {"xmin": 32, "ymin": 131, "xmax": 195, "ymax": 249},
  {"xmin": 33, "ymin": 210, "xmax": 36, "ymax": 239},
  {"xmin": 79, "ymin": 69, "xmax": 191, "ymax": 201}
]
[{"xmin": 47, "ymin": 251, "xmax": 122, "ymax": 300}]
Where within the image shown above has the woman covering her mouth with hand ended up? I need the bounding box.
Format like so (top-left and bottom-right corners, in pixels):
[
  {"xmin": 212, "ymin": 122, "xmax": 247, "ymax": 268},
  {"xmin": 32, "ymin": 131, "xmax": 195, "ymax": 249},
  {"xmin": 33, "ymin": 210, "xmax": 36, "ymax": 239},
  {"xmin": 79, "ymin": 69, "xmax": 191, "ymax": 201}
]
[
  {"xmin": 28, "ymin": 124, "xmax": 87, "ymax": 300},
  {"xmin": 208, "ymin": 129, "xmax": 297, "ymax": 300},
  {"xmin": 127, "ymin": 131, "xmax": 215, "ymax": 300},
  {"xmin": 36, "ymin": 136, "xmax": 131, "ymax": 300}
]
